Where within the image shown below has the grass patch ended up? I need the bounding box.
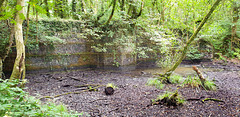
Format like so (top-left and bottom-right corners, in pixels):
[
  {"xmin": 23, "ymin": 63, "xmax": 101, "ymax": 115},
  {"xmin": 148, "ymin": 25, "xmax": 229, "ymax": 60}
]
[
  {"xmin": 157, "ymin": 74, "xmax": 183, "ymax": 84},
  {"xmin": 146, "ymin": 78, "xmax": 165, "ymax": 89},
  {"xmin": 169, "ymin": 74, "xmax": 183, "ymax": 84},
  {"xmin": 182, "ymin": 75, "xmax": 216, "ymax": 90}
]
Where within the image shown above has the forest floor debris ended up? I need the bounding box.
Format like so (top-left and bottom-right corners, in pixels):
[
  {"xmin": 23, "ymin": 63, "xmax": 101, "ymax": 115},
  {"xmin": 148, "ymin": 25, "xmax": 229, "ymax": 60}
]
[{"xmin": 25, "ymin": 61, "xmax": 240, "ymax": 116}]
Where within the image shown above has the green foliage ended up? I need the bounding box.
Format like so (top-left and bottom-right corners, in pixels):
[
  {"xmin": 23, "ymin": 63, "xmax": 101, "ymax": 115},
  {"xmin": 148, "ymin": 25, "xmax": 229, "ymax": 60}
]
[
  {"xmin": 0, "ymin": 79, "xmax": 83, "ymax": 117},
  {"xmin": 169, "ymin": 74, "xmax": 183, "ymax": 84},
  {"xmin": 233, "ymin": 48, "xmax": 240, "ymax": 59},
  {"xmin": 41, "ymin": 36, "xmax": 65, "ymax": 45},
  {"xmin": 204, "ymin": 80, "xmax": 217, "ymax": 91},
  {"xmin": 146, "ymin": 78, "xmax": 165, "ymax": 89},
  {"xmin": 0, "ymin": 22, "xmax": 10, "ymax": 56},
  {"xmin": 186, "ymin": 45, "xmax": 204, "ymax": 60}
]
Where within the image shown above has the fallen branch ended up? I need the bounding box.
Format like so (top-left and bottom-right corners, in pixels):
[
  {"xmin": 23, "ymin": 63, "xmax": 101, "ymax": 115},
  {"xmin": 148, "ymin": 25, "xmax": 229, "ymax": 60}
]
[
  {"xmin": 202, "ymin": 98, "xmax": 224, "ymax": 103},
  {"xmin": 39, "ymin": 85, "xmax": 104, "ymax": 99},
  {"xmin": 187, "ymin": 97, "xmax": 224, "ymax": 103},
  {"xmin": 74, "ymin": 84, "xmax": 105, "ymax": 88}
]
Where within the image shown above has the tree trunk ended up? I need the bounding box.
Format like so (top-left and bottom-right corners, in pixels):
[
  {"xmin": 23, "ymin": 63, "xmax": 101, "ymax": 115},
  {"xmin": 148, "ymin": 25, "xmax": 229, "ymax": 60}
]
[
  {"xmin": 161, "ymin": 0, "xmax": 222, "ymax": 78},
  {"xmin": 106, "ymin": 0, "xmax": 117, "ymax": 25},
  {"xmin": 119, "ymin": 0, "xmax": 125, "ymax": 11},
  {"xmin": 0, "ymin": 58, "xmax": 2, "ymax": 79},
  {"xmin": 72, "ymin": 0, "xmax": 78, "ymax": 19},
  {"xmin": 80, "ymin": 0, "xmax": 85, "ymax": 13},
  {"xmin": 44, "ymin": 0, "xmax": 50, "ymax": 17},
  {"xmin": 24, "ymin": 0, "xmax": 31, "ymax": 44},
  {"xmin": 10, "ymin": 0, "xmax": 25, "ymax": 81},
  {"xmin": 231, "ymin": 1, "xmax": 239, "ymax": 50}
]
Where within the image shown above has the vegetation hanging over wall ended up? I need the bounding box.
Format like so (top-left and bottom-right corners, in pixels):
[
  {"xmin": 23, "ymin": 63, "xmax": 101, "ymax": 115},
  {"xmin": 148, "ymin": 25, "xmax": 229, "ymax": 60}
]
[{"xmin": 0, "ymin": 0, "xmax": 240, "ymax": 75}]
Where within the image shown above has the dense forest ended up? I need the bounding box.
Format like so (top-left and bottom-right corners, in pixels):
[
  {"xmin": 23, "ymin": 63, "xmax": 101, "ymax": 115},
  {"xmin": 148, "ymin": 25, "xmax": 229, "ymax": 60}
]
[{"xmin": 0, "ymin": 0, "xmax": 239, "ymax": 116}]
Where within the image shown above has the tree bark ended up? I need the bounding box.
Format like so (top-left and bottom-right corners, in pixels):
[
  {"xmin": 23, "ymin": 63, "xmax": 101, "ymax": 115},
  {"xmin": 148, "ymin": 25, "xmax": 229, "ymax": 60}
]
[
  {"xmin": 10, "ymin": 0, "xmax": 25, "ymax": 81},
  {"xmin": 161, "ymin": 0, "xmax": 222, "ymax": 78}
]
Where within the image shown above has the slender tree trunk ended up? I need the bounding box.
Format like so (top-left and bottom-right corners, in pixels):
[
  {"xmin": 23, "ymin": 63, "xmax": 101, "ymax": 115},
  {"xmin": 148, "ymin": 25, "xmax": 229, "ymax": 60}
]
[
  {"xmin": 231, "ymin": 1, "xmax": 239, "ymax": 50},
  {"xmin": 133, "ymin": 0, "xmax": 144, "ymax": 19},
  {"xmin": 160, "ymin": 0, "xmax": 165, "ymax": 25},
  {"xmin": 72, "ymin": 0, "xmax": 78, "ymax": 19},
  {"xmin": 161, "ymin": 0, "xmax": 222, "ymax": 78},
  {"xmin": 119, "ymin": 0, "xmax": 125, "ymax": 11},
  {"xmin": 24, "ymin": 0, "xmax": 31, "ymax": 44},
  {"xmin": 10, "ymin": 0, "xmax": 25, "ymax": 81},
  {"xmin": 44, "ymin": 0, "xmax": 50, "ymax": 17},
  {"xmin": 36, "ymin": 9, "xmax": 38, "ymax": 43},
  {"xmin": 80, "ymin": 0, "xmax": 85, "ymax": 13},
  {"xmin": 106, "ymin": 0, "xmax": 117, "ymax": 25},
  {"xmin": 0, "ymin": 59, "xmax": 2, "ymax": 79}
]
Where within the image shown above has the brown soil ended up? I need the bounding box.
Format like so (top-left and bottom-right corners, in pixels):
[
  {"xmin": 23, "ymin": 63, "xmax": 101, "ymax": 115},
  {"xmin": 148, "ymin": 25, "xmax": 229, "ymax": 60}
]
[{"xmin": 25, "ymin": 61, "xmax": 240, "ymax": 117}]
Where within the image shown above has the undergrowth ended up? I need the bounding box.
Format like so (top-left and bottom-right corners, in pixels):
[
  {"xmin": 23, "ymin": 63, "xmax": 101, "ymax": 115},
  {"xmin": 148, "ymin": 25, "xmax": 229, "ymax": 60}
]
[
  {"xmin": 157, "ymin": 74, "xmax": 183, "ymax": 84},
  {"xmin": 152, "ymin": 90, "xmax": 185, "ymax": 106},
  {"xmin": 146, "ymin": 78, "xmax": 165, "ymax": 89},
  {"xmin": 0, "ymin": 79, "xmax": 84, "ymax": 117},
  {"xmin": 182, "ymin": 75, "xmax": 216, "ymax": 90}
]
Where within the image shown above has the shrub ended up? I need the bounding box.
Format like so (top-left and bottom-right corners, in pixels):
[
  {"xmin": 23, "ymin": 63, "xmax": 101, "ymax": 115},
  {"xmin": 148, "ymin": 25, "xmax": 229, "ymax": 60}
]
[{"xmin": 0, "ymin": 79, "xmax": 83, "ymax": 117}]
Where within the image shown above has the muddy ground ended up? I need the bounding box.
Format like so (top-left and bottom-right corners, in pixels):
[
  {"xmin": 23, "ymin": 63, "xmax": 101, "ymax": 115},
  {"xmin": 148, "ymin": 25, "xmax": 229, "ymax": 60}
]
[{"xmin": 25, "ymin": 61, "xmax": 240, "ymax": 117}]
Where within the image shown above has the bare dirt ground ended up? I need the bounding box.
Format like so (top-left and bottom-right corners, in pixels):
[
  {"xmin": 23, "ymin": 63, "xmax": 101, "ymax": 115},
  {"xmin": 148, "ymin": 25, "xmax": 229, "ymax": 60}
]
[{"xmin": 25, "ymin": 61, "xmax": 240, "ymax": 117}]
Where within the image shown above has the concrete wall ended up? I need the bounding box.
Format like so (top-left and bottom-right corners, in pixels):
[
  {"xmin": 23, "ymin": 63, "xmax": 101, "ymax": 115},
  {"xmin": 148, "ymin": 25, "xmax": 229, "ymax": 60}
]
[{"xmin": 3, "ymin": 20, "xmax": 137, "ymax": 73}]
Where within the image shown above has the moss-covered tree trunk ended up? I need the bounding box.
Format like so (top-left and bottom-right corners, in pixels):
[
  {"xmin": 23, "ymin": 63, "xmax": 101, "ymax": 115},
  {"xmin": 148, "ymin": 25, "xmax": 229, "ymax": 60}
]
[
  {"xmin": 10, "ymin": 0, "xmax": 25, "ymax": 81},
  {"xmin": 161, "ymin": 0, "xmax": 222, "ymax": 78},
  {"xmin": 231, "ymin": 1, "xmax": 239, "ymax": 50}
]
